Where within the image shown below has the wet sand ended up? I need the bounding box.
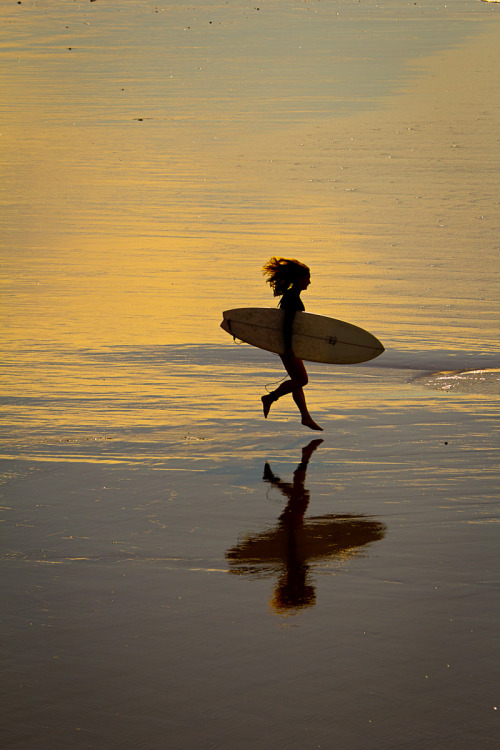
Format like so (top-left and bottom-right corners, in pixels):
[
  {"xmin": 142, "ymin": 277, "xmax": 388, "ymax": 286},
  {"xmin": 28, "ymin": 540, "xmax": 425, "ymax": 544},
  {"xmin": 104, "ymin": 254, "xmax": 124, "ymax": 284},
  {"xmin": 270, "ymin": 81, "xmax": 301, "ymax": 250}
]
[
  {"xmin": 1, "ymin": 2, "xmax": 499, "ymax": 749},
  {"xmin": 2, "ymin": 398, "xmax": 498, "ymax": 749}
]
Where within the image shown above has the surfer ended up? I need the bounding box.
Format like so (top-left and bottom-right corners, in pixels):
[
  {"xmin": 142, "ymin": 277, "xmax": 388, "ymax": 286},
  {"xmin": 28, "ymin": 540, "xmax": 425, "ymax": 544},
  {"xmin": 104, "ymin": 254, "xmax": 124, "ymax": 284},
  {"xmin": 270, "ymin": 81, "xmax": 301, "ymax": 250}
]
[{"xmin": 261, "ymin": 257, "xmax": 323, "ymax": 431}]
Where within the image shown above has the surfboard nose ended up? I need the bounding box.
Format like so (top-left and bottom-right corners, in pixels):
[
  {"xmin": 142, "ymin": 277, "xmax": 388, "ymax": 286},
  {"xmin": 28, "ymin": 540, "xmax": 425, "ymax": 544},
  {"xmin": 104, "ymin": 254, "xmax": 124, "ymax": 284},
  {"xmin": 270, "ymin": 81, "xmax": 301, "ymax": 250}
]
[{"xmin": 221, "ymin": 318, "xmax": 232, "ymax": 336}]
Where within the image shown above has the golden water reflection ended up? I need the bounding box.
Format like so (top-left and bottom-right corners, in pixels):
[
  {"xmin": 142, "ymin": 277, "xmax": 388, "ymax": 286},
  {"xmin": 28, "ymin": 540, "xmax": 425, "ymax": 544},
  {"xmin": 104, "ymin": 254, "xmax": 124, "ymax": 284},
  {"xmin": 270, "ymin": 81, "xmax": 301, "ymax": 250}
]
[
  {"xmin": 1, "ymin": 9, "xmax": 499, "ymax": 354},
  {"xmin": 226, "ymin": 440, "xmax": 386, "ymax": 614}
]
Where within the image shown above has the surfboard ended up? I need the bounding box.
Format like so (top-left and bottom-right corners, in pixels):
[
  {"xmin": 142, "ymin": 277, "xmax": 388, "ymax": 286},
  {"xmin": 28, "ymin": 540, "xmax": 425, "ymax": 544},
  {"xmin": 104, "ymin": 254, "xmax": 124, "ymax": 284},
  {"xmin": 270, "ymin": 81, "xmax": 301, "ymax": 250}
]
[{"xmin": 221, "ymin": 308, "xmax": 384, "ymax": 365}]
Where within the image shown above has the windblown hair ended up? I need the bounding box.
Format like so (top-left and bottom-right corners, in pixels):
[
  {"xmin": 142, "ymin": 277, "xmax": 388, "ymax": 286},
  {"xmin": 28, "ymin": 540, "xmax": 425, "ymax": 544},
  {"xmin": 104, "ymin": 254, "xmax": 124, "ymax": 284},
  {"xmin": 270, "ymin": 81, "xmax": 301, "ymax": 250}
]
[{"xmin": 262, "ymin": 257, "xmax": 310, "ymax": 297}]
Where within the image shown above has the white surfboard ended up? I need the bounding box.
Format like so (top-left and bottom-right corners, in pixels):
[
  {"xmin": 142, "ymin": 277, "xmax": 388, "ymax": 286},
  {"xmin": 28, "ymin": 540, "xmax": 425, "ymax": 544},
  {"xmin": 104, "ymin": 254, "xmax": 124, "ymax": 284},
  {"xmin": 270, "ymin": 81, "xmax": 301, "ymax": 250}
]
[{"xmin": 221, "ymin": 308, "xmax": 384, "ymax": 365}]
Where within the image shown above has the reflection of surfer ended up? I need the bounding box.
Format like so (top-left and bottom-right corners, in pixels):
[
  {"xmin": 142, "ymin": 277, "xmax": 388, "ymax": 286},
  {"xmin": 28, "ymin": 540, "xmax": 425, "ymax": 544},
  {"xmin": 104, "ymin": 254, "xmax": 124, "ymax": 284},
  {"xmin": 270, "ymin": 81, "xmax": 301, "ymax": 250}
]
[
  {"xmin": 261, "ymin": 257, "xmax": 323, "ymax": 431},
  {"xmin": 264, "ymin": 439, "xmax": 323, "ymax": 528},
  {"xmin": 226, "ymin": 440, "xmax": 386, "ymax": 615},
  {"xmin": 263, "ymin": 439, "xmax": 324, "ymax": 612}
]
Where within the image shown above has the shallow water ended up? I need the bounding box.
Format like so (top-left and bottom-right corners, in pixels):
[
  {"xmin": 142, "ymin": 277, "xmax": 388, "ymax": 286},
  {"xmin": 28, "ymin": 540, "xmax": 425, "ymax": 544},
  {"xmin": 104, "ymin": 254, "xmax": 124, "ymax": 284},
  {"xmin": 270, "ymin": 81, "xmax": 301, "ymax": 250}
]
[{"xmin": 1, "ymin": 2, "xmax": 499, "ymax": 749}]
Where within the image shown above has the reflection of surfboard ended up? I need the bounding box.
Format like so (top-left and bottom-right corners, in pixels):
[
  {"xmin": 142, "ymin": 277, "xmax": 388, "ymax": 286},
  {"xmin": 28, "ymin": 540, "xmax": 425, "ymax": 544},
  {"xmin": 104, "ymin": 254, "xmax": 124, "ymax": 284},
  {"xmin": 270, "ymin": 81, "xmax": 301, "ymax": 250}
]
[
  {"xmin": 221, "ymin": 307, "xmax": 384, "ymax": 365},
  {"xmin": 226, "ymin": 514, "xmax": 386, "ymax": 576}
]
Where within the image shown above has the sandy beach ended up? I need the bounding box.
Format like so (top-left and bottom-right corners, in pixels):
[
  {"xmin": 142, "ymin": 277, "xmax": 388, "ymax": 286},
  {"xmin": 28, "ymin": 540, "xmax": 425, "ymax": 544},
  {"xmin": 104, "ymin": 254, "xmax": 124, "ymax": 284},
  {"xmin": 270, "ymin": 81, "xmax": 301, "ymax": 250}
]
[{"xmin": 1, "ymin": 1, "xmax": 499, "ymax": 748}]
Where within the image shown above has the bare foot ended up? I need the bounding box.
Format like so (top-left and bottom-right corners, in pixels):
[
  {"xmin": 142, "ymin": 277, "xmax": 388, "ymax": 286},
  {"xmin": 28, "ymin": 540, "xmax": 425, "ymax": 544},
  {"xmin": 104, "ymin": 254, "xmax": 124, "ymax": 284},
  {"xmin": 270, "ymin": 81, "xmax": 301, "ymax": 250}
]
[
  {"xmin": 261, "ymin": 394, "xmax": 274, "ymax": 418},
  {"xmin": 302, "ymin": 438, "xmax": 324, "ymax": 458},
  {"xmin": 263, "ymin": 462, "xmax": 279, "ymax": 482},
  {"xmin": 302, "ymin": 418, "xmax": 323, "ymax": 431}
]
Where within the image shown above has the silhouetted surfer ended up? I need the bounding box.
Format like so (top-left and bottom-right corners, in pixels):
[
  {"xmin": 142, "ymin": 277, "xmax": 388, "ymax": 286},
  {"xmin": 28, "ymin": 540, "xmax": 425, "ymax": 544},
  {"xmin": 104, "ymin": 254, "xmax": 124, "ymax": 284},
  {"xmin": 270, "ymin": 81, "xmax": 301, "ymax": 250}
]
[{"xmin": 261, "ymin": 257, "xmax": 323, "ymax": 431}]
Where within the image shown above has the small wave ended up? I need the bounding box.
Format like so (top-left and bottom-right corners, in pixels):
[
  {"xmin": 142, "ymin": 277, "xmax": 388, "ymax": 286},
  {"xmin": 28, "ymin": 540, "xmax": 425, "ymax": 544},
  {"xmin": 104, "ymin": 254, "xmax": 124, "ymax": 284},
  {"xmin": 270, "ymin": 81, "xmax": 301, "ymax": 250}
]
[
  {"xmin": 412, "ymin": 368, "xmax": 500, "ymax": 395},
  {"xmin": 81, "ymin": 344, "xmax": 500, "ymax": 372},
  {"xmin": 365, "ymin": 349, "xmax": 500, "ymax": 373}
]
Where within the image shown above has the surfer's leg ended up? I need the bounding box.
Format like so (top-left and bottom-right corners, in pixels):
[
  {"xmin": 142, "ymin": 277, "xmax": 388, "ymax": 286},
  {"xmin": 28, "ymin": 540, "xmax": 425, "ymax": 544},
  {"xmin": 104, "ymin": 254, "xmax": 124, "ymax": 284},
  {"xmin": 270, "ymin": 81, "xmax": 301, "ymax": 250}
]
[
  {"xmin": 282, "ymin": 356, "xmax": 322, "ymax": 431},
  {"xmin": 292, "ymin": 388, "xmax": 323, "ymax": 431},
  {"xmin": 262, "ymin": 355, "xmax": 322, "ymax": 430},
  {"xmin": 262, "ymin": 354, "xmax": 305, "ymax": 413}
]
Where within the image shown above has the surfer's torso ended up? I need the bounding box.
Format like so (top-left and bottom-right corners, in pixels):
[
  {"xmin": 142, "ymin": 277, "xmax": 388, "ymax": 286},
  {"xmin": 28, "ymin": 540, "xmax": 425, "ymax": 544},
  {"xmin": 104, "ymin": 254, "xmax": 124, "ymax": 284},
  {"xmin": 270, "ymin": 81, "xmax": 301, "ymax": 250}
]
[{"xmin": 279, "ymin": 288, "xmax": 305, "ymax": 313}]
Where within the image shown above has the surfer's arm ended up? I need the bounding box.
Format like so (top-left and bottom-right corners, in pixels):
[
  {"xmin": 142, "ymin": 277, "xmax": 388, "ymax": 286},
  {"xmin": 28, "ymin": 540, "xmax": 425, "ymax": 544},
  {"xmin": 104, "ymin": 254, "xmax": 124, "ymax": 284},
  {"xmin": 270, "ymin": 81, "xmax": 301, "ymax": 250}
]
[{"xmin": 283, "ymin": 306, "xmax": 296, "ymax": 355}]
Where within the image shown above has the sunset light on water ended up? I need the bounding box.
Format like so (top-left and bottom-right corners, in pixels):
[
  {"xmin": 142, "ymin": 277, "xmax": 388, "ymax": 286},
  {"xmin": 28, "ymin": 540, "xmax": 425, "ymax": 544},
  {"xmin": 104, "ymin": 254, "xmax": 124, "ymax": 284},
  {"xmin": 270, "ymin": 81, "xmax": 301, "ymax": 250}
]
[{"xmin": 1, "ymin": 2, "xmax": 499, "ymax": 748}]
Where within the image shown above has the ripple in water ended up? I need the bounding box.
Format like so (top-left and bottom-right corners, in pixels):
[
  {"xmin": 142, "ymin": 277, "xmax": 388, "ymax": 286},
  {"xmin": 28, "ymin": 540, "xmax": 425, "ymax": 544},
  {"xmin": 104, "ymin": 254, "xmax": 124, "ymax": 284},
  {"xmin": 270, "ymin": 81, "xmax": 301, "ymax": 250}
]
[{"xmin": 413, "ymin": 368, "xmax": 500, "ymax": 395}]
